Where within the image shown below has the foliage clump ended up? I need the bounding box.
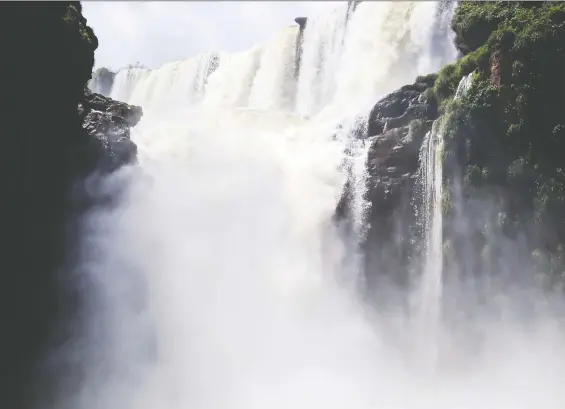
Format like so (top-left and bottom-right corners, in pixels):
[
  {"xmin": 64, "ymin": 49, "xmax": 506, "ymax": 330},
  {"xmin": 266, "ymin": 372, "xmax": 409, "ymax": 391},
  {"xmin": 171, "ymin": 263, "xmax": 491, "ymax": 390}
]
[
  {"xmin": 62, "ymin": 2, "xmax": 97, "ymax": 48},
  {"xmin": 439, "ymin": 1, "xmax": 565, "ymax": 282}
]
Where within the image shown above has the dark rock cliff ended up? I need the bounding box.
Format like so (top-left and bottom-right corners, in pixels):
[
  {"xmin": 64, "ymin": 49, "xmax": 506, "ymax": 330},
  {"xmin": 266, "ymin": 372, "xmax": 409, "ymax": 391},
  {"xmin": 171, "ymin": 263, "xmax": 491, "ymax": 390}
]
[{"xmin": 0, "ymin": 2, "xmax": 141, "ymax": 407}]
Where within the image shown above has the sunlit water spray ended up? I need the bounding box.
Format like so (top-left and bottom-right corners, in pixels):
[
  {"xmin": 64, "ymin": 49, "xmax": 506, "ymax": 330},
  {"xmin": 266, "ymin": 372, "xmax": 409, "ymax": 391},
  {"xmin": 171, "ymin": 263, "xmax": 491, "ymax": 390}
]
[
  {"xmin": 63, "ymin": 3, "xmax": 565, "ymax": 409},
  {"xmin": 413, "ymin": 73, "xmax": 476, "ymax": 372},
  {"xmin": 414, "ymin": 119, "xmax": 445, "ymax": 372}
]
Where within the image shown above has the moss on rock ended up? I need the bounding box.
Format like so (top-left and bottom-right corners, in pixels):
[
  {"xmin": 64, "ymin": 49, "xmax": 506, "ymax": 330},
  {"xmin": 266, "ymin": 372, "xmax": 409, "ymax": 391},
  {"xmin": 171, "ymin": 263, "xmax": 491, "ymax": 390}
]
[{"xmin": 438, "ymin": 1, "xmax": 565, "ymax": 283}]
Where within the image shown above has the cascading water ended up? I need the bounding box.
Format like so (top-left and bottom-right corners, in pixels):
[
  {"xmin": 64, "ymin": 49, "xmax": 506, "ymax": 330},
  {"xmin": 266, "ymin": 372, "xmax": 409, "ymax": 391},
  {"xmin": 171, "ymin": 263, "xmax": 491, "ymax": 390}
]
[
  {"xmin": 415, "ymin": 119, "xmax": 445, "ymax": 371},
  {"xmin": 109, "ymin": 51, "xmax": 220, "ymax": 109},
  {"xmin": 62, "ymin": 3, "xmax": 565, "ymax": 409},
  {"xmin": 414, "ymin": 73, "xmax": 474, "ymax": 372}
]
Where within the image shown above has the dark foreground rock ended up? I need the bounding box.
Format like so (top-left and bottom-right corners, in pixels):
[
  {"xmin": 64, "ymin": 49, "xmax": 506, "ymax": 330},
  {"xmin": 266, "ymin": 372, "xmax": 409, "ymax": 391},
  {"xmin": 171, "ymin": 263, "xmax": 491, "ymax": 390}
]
[{"xmin": 0, "ymin": 2, "xmax": 140, "ymax": 407}]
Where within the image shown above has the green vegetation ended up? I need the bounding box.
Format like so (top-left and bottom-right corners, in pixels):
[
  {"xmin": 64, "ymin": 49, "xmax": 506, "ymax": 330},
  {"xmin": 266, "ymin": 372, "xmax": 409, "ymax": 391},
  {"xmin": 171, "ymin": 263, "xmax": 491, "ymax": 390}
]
[
  {"xmin": 435, "ymin": 2, "xmax": 565, "ymax": 102},
  {"xmin": 415, "ymin": 73, "xmax": 438, "ymax": 88},
  {"xmin": 408, "ymin": 119, "xmax": 426, "ymax": 140},
  {"xmin": 433, "ymin": 46, "xmax": 487, "ymax": 102},
  {"xmin": 437, "ymin": 1, "xmax": 565, "ymax": 282},
  {"xmin": 62, "ymin": 2, "xmax": 97, "ymax": 48}
]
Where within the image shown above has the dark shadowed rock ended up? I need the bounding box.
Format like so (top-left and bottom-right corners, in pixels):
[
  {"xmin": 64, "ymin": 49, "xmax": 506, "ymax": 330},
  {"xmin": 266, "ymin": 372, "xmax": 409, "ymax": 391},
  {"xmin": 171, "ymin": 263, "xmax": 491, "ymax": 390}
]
[
  {"xmin": 79, "ymin": 96, "xmax": 141, "ymax": 172},
  {"xmin": 367, "ymin": 74, "xmax": 438, "ymax": 137},
  {"xmin": 83, "ymin": 89, "xmax": 143, "ymax": 127},
  {"xmin": 0, "ymin": 2, "xmax": 141, "ymax": 407},
  {"xmin": 295, "ymin": 17, "xmax": 307, "ymax": 30}
]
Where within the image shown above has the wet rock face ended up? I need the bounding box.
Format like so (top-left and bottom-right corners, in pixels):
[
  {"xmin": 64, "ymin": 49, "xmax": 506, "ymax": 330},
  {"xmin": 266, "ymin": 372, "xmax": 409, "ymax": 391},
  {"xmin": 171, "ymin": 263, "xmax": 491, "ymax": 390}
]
[
  {"xmin": 83, "ymin": 90, "xmax": 143, "ymax": 126},
  {"xmin": 80, "ymin": 90, "xmax": 142, "ymax": 172},
  {"xmin": 363, "ymin": 123, "xmax": 430, "ymax": 290},
  {"xmin": 337, "ymin": 75, "xmax": 440, "ymax": 292},
  {"xmin": 367, "ymin": 75, "xmax": 438, "ymax": 137}
]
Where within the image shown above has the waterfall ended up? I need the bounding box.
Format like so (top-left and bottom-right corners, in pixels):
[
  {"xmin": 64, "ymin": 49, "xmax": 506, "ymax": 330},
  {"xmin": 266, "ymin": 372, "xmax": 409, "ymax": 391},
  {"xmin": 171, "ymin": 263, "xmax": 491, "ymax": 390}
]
[
  {"xmin": 88, "ymin": 68, "xmax": 116, "ymax": 96},
  {"xmin": 58, "ymin": 3, "xmax": 499, "ymax": 409},
  {"xmin": 110, "ymin": 2, "xmax": 457, "ymax": 118},
  {"xmin": 106, "ymin": 1, "xmax": 456, "ymax": 236},
  {"xmin": 455, "ymin": 71, "xmax": 474, "ymax": 99},
  {"xmin": 415, "ymin": 118, "xmax": 446, "ymax": 372},
  {"xmin": 414, "ymin": 73, "xmax": 473, "ymax": 371},
  {"xmin": 109, "ymin": 52, "xmax": 220, "ymax": 109},
  {"xmin": 247, "ymin": 26, "xmax": 300, "ymax": 112},
  {"xmin": 56, "ymin": 3, "xmax": 565, "ymax": 408}
]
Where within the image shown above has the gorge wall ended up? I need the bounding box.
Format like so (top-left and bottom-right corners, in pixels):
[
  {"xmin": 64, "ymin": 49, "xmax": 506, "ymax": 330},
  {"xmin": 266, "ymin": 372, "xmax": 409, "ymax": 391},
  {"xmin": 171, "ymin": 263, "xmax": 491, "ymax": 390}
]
[{"xmin": 0, "ymin": 3, "xmax": 141, "ymax": 407}]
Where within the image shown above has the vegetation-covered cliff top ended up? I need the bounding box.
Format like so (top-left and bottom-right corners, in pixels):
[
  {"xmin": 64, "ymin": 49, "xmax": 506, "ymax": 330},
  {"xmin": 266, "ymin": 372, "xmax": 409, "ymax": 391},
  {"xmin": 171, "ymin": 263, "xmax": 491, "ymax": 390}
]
[
  {"xmin": 436, "ymin": 1, "xmax": 565, "ymax": 101},
  {"xmin": 430, "ymin": 1, "xmax": 565, "ymax": 284}
]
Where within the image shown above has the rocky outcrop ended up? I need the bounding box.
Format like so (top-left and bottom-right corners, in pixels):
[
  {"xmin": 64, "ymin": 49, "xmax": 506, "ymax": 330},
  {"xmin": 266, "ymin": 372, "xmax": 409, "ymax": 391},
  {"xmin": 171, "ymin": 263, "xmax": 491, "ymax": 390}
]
[
  {"xmin": 0, "ymin": 2, "xmax": 140, "ymax": 407},
  {"xmin": 81, "ymin": 90, "xmax": 142, "ymax": 172},
  {"xmin": 83, "ymin": 90, "xmax": 143, "ymax": 126},
  {"xmin": 364, "ymin": 77, "xmax": 439, "ymax": 289},
  {"xmin": 367, "ymin": 74, "xmax": 438, "ymax": 136},
  {"xmin": 489, "ymin": 48, "xmax": 502, "ymax": 88},
  {"xmin": 294, "ymin": 17, "xmax": 307, "ymax": 30},
  {"xmin": 337, "ymin": 75, "xmax": 440, "ymax": 290}
]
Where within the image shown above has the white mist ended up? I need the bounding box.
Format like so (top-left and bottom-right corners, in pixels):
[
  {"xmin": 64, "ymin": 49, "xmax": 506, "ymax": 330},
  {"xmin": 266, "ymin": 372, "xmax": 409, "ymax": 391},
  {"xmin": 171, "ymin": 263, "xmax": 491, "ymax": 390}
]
[{"xmin": 63, "ymin": 2, "xmax": 565, "ymax": 409}]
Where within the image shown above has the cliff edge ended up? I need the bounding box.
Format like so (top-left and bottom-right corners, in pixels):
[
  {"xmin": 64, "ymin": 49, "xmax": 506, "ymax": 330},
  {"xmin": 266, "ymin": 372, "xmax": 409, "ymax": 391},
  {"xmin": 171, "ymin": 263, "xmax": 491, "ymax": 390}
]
[{"xmin": 0, "ymin": 2, "xmax": 141, "ymax": 407}]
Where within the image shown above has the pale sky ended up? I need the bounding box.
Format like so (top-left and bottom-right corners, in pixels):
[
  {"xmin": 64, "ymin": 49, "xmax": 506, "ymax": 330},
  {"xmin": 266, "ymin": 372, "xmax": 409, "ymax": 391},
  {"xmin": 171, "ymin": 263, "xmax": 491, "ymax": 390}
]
[{"xmin": 83, "ymin": 1, "xmax": 343, "ymax": 70}]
